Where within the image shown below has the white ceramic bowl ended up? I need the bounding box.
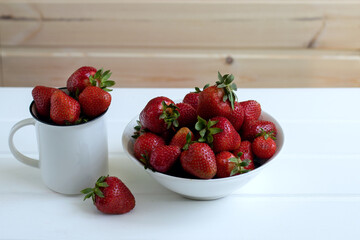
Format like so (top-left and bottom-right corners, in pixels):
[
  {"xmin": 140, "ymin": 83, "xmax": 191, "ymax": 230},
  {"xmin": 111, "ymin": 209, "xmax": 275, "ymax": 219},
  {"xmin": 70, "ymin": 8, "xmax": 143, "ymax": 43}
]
[{"xmin": 122, "ymin": 111, "xmax": 284, "ymax": 200}]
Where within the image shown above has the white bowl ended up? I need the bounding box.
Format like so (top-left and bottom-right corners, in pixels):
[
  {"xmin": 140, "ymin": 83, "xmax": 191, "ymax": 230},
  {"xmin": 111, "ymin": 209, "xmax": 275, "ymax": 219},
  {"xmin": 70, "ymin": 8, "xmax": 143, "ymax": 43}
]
[{"xmin": 122, "ymin": 111, "xmax": 284, "ymax": 200}]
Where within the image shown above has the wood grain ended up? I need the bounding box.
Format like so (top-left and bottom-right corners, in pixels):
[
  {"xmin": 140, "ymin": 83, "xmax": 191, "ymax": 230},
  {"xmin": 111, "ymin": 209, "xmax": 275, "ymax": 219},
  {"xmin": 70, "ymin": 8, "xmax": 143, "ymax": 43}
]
[{"xmin": 2, "ymin": 47, "xmax": 359, "ymax": 88}]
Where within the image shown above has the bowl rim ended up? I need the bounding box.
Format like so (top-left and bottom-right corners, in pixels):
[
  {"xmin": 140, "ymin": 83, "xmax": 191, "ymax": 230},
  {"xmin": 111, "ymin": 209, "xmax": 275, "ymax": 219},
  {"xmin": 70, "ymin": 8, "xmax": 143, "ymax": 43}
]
[{"xmin": 122, "ymin": 110, "xmax": 284, "ymax": 183}]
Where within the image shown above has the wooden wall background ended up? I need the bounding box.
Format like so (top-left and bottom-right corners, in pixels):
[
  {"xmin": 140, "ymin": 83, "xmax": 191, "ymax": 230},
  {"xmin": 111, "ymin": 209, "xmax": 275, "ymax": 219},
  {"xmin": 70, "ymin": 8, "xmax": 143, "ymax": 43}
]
[{"xmin": 0, "ymin": 0, "xmax": 359, "ymax": 88}]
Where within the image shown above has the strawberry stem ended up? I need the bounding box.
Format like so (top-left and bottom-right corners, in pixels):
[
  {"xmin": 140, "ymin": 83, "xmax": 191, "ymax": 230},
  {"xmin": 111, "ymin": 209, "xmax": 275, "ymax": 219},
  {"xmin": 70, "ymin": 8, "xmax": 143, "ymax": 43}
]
[
  {"xmin": 81, "ymin": 175, "xmax": 109, "ymax": 203},
  {"xmin": 216, "ymin": 71, "xmax": 238, "ymax": 110},
  {"xmin": 89, "ymin": 68, "xmax": 115, "ymax": 91}
]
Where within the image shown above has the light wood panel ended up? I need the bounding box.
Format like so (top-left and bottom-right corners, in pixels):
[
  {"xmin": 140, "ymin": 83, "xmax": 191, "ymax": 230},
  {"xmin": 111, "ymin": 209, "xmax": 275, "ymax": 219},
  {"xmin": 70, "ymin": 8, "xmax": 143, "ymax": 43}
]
[
  {"xmin": 2, "ymin": 47, "xmax": 359, "ymax": 88},
  {"xmin": 0, "ymin": 2, "xmax": 360, "ymax": 49}
]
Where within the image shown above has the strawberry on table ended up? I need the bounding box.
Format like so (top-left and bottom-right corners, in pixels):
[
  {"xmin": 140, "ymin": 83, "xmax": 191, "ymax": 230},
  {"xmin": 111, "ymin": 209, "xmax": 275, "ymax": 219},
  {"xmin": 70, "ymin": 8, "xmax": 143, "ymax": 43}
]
[
  {"xmin": 31, "ymin": 86, "xmax": 57, "ymax": 119},
  {"xmin": 139, "ymin": 96, "xmax": 179, "ymax": 135},
  {"xmin": 251, "ymin": 129, "xmax": 277, "ymax": 160},
  {"xmin": 180, "ymin": 142, "xmax": 217, "ymax": 179},
  {"xmin": 215, "ymin": 151, "xmax": 251, "ymax": 178},
  {"xmin": 149, "ymin": 145, "xmax": 181, "ymax": 173},
  {"xmin": 81, "ymin": 176, "xmax": 135, "ymax": 214},
  {"xmin": 133, "ymin": 132, "xmax": 166, "ymax": 163},
  {"xmin": 50, "ymin": 90, "xmax": 81, "ymax": 125}
]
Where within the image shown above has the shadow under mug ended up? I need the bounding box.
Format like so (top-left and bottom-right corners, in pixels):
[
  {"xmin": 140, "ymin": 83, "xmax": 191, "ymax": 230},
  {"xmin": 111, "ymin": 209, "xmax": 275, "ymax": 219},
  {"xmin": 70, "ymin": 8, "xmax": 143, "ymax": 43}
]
[{"xmin": 8, "ymin": 101, "xmax": 109, "ymax": 195}]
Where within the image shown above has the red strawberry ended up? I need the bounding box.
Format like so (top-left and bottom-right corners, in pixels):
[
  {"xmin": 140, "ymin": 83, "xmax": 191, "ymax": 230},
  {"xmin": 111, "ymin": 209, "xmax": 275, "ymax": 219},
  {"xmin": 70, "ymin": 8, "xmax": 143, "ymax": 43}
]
[
  {"xmin": 241, "ymin": 120, "xmax": 277, "ymax": 141},
  {"xmin": 149, "ymin": 145, "xmax": 181, "ymax": 173},
  {"xmin": 170, "ymin": 127, "xmax": 195, "ymax": 149},
  {"xmin": 183, "ymin": 84, "xmax": 209, "ymax": 110},
  {"xmin": 226, "ymin": 101, "xmax": 245, "ymax": 131},
  {"xmin": 215, "ymin": 151, "xmax": 252, "ymax": 178},
  {"xmin": 180, "ymin": 142, "xmax": 217, "ymax": 179},
  {"xmin": 78, "ymin": 86, "xmax": 111, "ymax": 118},
  {"xmin": 240, "ymin": 100, "xmax": 261, "ymax": 123},
  {"xmin": 31, "ymin": 86, "xmax": 57, "ymax": 119},
  {"xmin": 50, "ymin": 90, "xmax": 81, "ymax": 125},
  {"xmin": 176, "ymin": 102, "xmax": 197, "ymax": 128},
  {"xmin": 232, "ymin": 140, "xmax": 255, "ymax": 170},
  {"xmin": 133, "ymin": 132, "xmax": 165, "ymax": 162},
  {"xmin": 139, "ymin": 96, "xmax": 179, "ymax": 134},
  {"xmin": 67, "ymin": 67, "xmax": 115, "ymax": 95},
  {"xmin": 67, "ymin": 66, "xmax": 97, "ymax": 94},
  {"xmin": 196, "ymin": 116, "xmax": 240, "ymax": 153},
  {"xmin": 81, "ymin": 176, "xmax": 135, "ymax": 214},
  {"xmin": 252, "ymin": 130, "xmax": 277, "ymax": 159}
]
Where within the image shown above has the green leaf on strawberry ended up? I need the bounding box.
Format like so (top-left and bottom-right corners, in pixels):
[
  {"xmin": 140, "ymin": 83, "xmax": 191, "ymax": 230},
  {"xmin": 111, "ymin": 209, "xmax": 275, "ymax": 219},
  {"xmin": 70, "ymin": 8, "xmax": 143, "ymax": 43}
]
[
  {"xmin": 216, "ymin": 71, "xmax": 238, "ymax": 110},
  {"xmin": 89, "ymin": 68, "xmax": 115, "ymax": 92},
  {"xmin": 81, "ymin": 175, "xmax": 109, "ymax": 202},
  {"xmin": 195, "ymin": 116, "xmax": 223, "ymax": 146},
  {"xmin": 159, "ymin": 101, "xmax": 180, "ymax": 129},
  {"xmin": 229, "ymin": 152, "xmax": 250, "ymax": 176}
]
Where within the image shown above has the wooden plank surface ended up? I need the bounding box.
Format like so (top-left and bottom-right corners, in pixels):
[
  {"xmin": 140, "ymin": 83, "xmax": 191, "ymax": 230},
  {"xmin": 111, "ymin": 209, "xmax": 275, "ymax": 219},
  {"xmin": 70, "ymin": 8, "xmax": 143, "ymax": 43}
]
[
  {"xmin": 1, "ymin": 2, "xmax": 360, "ymax": 49},
  {"xmin": 2, "ymin": 47, "xmax": 360, "ymax": 88}
]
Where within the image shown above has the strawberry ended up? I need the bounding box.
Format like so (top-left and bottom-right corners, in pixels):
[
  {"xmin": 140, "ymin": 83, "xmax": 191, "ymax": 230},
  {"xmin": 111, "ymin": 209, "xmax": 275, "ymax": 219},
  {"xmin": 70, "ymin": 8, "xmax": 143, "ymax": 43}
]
[
  {"xmin": 195, "ymin": 116, "xmax": 241, "ymax": 153},
  {"xmin": 149, "ymin": 145, "xmax": 181, "ymax": 173},
  {"xmin": 78, "ymin": 86, "xmax": 111, "ymax": 118},
  {"xmin": 240, "ymin": 100, "xmax": 261, "ymax": 123},
  {"xmin": 31, "ymin": 86, "xmax": 57, "ymax": 119},
  {"xmin": 81, "ymin": 176, "xmax": 135, "ymax": 214},
  {"xmin": 139, "ymin": 96, "xmax": 179, "ymax": 134},
  {"xmin": 215, "ymin": 151, "xmax": 251, "ymax": 178},
  {"xmin": 67, "ymin": 67, "xmax": 114, "ymax": 95},
  {"xmin": 170, "ymin": 127, "xmax": 195, "ymax": 149},
  {"xmin": 241, "ymin": 119, "xmax": 277, "ymax": 141},
  {"xmin": 133, "ymin": 132, "xmax": 165, "ymax": 163},
  {"xmin": 232, "ymin": 140, "xmax": 255, "ymax": 170},
  {"xmin": 67, "ymin": 66, "xmax": 97, "ymax": 94},
  {"xmin": 226, "ymin": 101, "xmax": 245, "ymax": 131},
  {"xmin": 182, "ymin": 84, "xmax": 209, "ymax": 110},
  {"xmin": 251, "ymin": 130, "xmax": 277, "ymax": 160},
  {"xmin": 50, "ymin": 90, "xmax": 81, "ymax": 125},
  {"xmin": 176, "ymin": 102, "xmax": 197, "ymax": 128},
  {"xmin": 180, "ymin": 142, "xmax": 217, "ymax": 179}
]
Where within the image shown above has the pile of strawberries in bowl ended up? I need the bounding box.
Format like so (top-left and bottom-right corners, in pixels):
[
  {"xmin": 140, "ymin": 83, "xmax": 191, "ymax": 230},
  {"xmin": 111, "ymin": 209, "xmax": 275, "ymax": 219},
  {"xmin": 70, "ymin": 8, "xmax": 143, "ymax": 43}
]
[{"xmin": 122, "ymin": 72, "xmax": 284, "ymax": 200}]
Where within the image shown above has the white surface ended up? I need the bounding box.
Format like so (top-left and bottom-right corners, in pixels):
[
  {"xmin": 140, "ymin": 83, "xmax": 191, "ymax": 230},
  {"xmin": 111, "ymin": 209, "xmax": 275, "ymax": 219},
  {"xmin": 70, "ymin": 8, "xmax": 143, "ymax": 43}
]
[{"xmin": 1, "ymin": 87, "xmax": 360, "ymax": 239}]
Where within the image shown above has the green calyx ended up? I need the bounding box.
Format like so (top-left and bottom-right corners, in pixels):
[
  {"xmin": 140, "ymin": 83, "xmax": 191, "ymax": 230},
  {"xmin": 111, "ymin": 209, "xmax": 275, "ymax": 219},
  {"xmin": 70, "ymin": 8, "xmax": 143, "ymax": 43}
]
[
  {"xmin": 194, "ymin": 83, "xmax": 210, "ymax": 93},
  {"xmin": 255, "ymin": 128, "xmax": 276, "ymax": 140},
  {"xmin": 139, "ymin": 151, "xmax": 155, "ymax": 171},
  {"xmin": 132, "ymin": 120, "xmax": 147, "ymax": 139},
  {"xmin": 229, "ymin": 152, "xmax": 250, "ymax": 176},
  {"xmin": 195, "ymin": 116, "xmax": 223, "ymax": 145},
  {"xmin": 89, "ymin": 68, "xmax": 115, "ymax": 92},
  {"xmin": 81, "ymin": 175, "xmax": 109, "ymax": 203},
  {"xmin": 182, "ymin": 132, "xmax": 196, "ymax": 151},
  {"xmin": 216, "ymin": 71, "xmax": 238, "ymax": 110},
  {"xmin": 159, "ymin": 101, "xmax": 180, "ymax": 129}
]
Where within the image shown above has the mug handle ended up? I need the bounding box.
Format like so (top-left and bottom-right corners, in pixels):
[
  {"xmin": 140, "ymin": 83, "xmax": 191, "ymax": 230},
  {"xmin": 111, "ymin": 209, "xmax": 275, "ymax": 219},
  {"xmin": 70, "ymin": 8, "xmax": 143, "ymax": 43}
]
[{"xmin": 8, "ymin": 118, "xmax": 39, "ymax": 168}]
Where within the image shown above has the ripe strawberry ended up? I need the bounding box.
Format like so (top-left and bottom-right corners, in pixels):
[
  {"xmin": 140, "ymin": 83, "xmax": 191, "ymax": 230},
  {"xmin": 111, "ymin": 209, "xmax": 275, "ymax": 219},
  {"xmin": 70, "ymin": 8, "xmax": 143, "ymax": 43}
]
[
  {"xmin": 195, "ymin": 116, "xmax": 240, "ymax": 153},
  {"xmin": 50, "ymin": 90, "xmax": 81, "ymax": 125},
  {"xmin": 180, "ymin": 142, "xmax": 217, "ymax": 179},
  {"xmin": 232, "ymin": 140, "xmax": 255, "ymax": 170},
  {"xmin": 251, "ymin": 130, "xmax": 277, "ymax": 159},
  {"xmin": 240, "ymin": 100, "xmax": 261, "ymax": 123},
  {"xmin": 67, "ymin": 66, "xmax": 97, "ymax": 94},
  {"xmin": 215, "ymin": 151, "xmax": 251, "ymax": 178},
  {"xmin": 176, "ymin": 102, "xmax": 197, "ymax": 128},
  {"xmin": 183, "ymin": 84, "xmax": 209, "ymax": 110},
  {"xmin": 67, "ymin": 67, "xmax": 114, "ymax": 95},
  {"xmin": 133, "ymin": 132, "xmax": 165, "ymax": 163},
  {"xmin": 31, "ymin": 86, "xmax": 57, "ymax": 119},
  {"xmin": 241, "ymin": 120, "xmax": 277, "ymax": 141},
  {"xmin": 170, "ymin": 127, "xmax": 195, "ymax": 149},
  {"xmin": 81, "ymin": 176, "xmax": 135, "ymax": 214},
  {"xmin": 78, "ymin": 86, "xmax": 111, "ymax": 118},
  {"xmin": 226, "ymin": 101, "xmax": 245, "ymax": 131},
  {"xmin": 139, "ymin": 96, "xmax": 179, "ymax": 134},
  {"xmin": 149, "ymin": 145, "xmax": 181, "ymax": 173}
]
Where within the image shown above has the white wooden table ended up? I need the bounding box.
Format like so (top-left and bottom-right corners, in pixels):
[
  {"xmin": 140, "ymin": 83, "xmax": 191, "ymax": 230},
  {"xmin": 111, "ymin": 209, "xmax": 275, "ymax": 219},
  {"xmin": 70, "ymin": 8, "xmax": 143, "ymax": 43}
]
[{"xmin": 1, "ymin": 87, "xmax": 360, "ymax": 240}]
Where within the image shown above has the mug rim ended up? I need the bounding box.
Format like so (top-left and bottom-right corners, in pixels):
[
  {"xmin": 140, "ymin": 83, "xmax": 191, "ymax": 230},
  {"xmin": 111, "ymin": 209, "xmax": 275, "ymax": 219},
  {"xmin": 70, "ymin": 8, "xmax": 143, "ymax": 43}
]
[{"xmin": 29, "ymin": 87, "xmax": 108, "ymax": 127}]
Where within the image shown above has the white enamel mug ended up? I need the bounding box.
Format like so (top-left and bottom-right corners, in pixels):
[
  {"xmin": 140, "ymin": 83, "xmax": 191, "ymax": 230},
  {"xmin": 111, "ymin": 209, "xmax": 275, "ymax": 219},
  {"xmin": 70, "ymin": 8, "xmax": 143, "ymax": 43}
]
[{"xmin": 8, "ymin": 101, "xmax": 109, "ymax": 194}]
